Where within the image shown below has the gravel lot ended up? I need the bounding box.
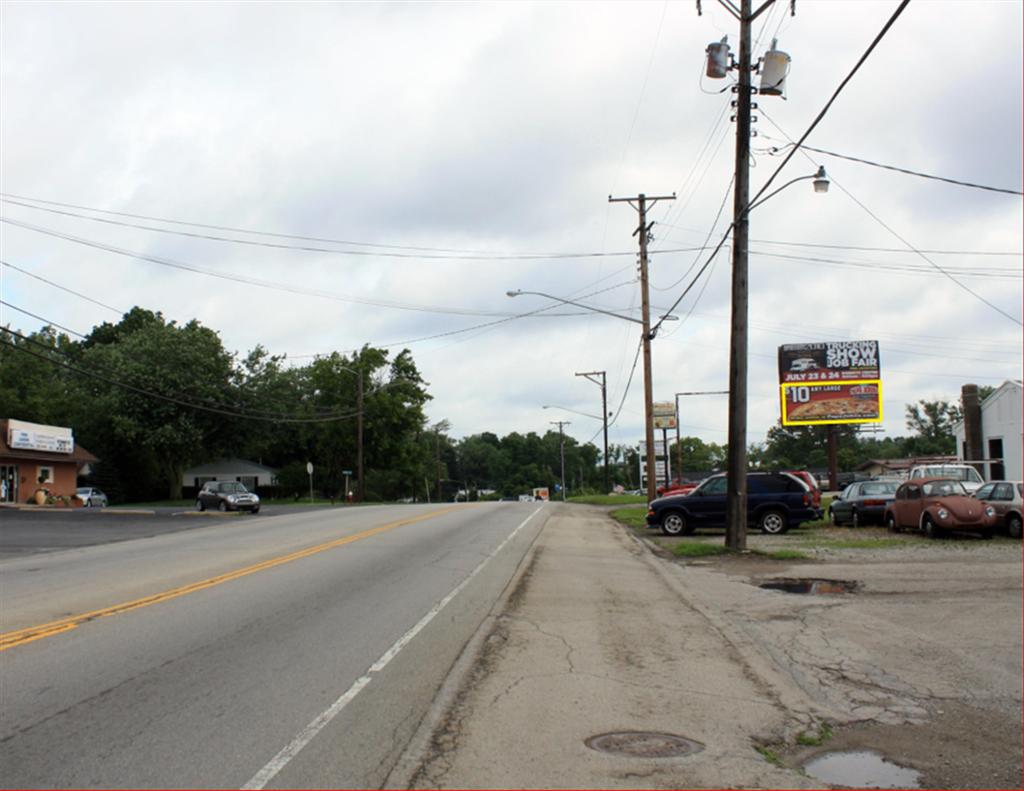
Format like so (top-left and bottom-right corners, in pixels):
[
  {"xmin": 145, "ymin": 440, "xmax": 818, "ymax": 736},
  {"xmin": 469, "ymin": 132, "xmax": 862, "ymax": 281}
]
[{"xmin": 646, "ymin": 525, "xmax": 1022, "ymax": 789}]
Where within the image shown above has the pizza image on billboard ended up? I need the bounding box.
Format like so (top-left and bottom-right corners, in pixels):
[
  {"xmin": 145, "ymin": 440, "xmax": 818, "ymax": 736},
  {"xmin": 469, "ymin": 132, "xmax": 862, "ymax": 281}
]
[{"xmin": 780, "ymin": 380, "xmax": 883, "ymax": 426}]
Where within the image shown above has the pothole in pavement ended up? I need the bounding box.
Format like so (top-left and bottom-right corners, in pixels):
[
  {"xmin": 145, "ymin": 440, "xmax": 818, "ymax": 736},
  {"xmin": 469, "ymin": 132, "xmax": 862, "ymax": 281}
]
[
  {"xmin": 759, "ymin": 577, "xmax": 860, "ymax": 595},
  {"xmin": 803, "ymin": 750, "xmax": 921, "ymax": 788},
  {"xmin": 585, "ymin": 731, "xmax": 704, "ymax": 758}
]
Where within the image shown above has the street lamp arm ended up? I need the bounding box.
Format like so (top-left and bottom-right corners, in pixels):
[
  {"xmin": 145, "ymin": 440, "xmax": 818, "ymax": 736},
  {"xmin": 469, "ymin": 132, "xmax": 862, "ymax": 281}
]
[
  {"xmin": 746, "ymin": 166, "xmax": 828, "ymax": 214},
  {"xmin": 542, "ymin": 405, "xmax": 605, "ymax": 421},
  {"xmin": 508, "ymin": 289, "xmax": 644, "ymax": 325}
]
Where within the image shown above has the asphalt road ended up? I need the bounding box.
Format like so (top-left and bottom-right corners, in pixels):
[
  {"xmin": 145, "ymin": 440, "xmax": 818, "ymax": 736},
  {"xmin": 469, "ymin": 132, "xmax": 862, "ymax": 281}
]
[{"xmin": 0, "ymin": 502, "xmax": 547, "ymax": 789}]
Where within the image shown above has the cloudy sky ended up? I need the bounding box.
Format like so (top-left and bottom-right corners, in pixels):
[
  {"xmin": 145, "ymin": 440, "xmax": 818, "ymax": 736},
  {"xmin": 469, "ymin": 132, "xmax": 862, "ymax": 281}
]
[{"xmin": 2, "ymin": 0, "xmax": 1021, "ymax": 456}]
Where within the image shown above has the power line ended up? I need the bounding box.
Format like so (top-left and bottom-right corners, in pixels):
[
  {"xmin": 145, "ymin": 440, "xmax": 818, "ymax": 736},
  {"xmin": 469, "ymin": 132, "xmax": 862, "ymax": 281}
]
[
  {"xmin": 758, "ymin": 108, "xmax": 1023, "ymax": 328},
  {"xmin": 766, "ymin": 142, "xmax": 1024, "ymax": 196},
  {"xmin": 0, "ymin": 300, "xmax": 87, "ymax": 338},
  {"xmin": 0, "ymin": 259, "xmax": 124, "ymax": 314},
  {"xmin": 0, "ymin": 193, "xmax": 709, "ymax": 262},
  {"xmin": 0, "ymin": 327, "xmax": 362, "ymax": 422}
]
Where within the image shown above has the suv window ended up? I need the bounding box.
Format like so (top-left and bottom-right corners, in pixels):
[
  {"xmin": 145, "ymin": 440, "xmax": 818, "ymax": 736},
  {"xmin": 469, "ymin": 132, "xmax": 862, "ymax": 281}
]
[
  {"xmin": 700, "ymin": 477, "xmax": 728, "ymax": 495},
  {"xmin": 749, "ymin": 474, "xmax": 793, "ymax": 494},
  {"xmin": 994, "ymin": 483, "xmax": 1014, "ymax": 500}
]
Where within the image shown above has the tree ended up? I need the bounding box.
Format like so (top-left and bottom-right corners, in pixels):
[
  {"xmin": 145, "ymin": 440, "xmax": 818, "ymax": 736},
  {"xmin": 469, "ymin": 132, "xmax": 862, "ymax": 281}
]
[
  {"xmin": 904, "ymin": 399, "xmax": 961, "ymax": 455},
  {"xmin": 80, "ymin": 314, "xmax": 235, "ymax": 499}
]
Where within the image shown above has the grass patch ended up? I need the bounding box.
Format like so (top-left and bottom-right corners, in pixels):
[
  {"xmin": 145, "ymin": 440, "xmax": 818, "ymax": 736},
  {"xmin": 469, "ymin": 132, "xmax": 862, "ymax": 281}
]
[
  {"xmin": 796, "ymin": 723, "xmax": 834, "ymax": 746},
  {"xmin": 570, "ymin": 494, "xmax": 647, "ymax": 506},
  {"xmin": 671, "ymin": 542, "xmax": 731, "ymax": 558},
  {"xmin": 609, "ymin": 507, "xmax": 648, "ymax": 529},
  {"xmin": 798, "ymin": 536, "xmax": 913, "ymax": 550},
  {"xmin": 762, "ymin": 549, "xmax": 810, "ymax": 561},
  {"xmin": 755, "ymin": 745, "xmax": 784, "ymax": 767}
]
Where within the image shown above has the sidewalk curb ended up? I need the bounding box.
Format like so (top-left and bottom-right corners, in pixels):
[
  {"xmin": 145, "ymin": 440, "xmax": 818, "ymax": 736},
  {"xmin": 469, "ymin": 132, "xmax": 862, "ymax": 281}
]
[{"xmin": 383, "ymin": 506, "xmax": 550, "ymax": 789}]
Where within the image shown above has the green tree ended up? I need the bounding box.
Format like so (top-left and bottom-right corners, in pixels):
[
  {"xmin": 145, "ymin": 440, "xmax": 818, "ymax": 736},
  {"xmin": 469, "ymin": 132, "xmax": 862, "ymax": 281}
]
[
  {"xmin": 80, "ymin": 313, "xmax": 235, "ymax": 499},
  {"xmin": 904, "ymin": 399, "xmax": 961, "ymax": 455}
]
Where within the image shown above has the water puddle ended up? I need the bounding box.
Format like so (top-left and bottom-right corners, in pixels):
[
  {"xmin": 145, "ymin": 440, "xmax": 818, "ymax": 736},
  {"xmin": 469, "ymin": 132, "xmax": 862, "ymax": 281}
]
[
  {"xmin": 759, "ymin": 577, "xmax": 859, "ymax": 595},
  {"xmin": 804, "ymin": 750, "xmax": 921, "ymax": 788}
]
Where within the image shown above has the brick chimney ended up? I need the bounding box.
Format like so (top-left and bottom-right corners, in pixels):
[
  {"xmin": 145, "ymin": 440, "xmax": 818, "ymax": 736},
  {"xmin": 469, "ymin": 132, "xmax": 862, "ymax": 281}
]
[{"xmin": 961, "ymin": 384, "xmax": 983, "ymax": 474}]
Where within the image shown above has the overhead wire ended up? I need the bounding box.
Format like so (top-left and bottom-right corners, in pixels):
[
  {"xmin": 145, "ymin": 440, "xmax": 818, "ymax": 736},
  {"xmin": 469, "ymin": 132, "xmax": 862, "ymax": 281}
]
[
  {"xmin": 651, "ymin": 0, "xmax": 913, "ymax": 337},
  {"xmin": 765, "ymin": 142, "xmax": 1024, "ymax": 196},
  {"xmin": 758, "ymin": 106, "xmax": 1023, "ymax": 328},
  {"xmin": 1, "ymin": 259, "xmax": 125, "ymax": 314},
  {"xmin": 0, "ymin": 328, "xmax": 364, "ymax": 423}
]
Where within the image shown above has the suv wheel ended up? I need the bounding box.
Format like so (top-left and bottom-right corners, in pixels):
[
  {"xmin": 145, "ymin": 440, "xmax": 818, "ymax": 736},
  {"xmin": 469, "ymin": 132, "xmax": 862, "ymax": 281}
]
[
  {"xmin": 1007, "ymin": 514, "xmax": 1022, "ymax": 539},
  {"xmin": 758, "ymin": 509, "xmax": 788, "ymax": 535},
  {"xmin": 661, "ymin": 511, "xmax": 690, "ymax": 537}
]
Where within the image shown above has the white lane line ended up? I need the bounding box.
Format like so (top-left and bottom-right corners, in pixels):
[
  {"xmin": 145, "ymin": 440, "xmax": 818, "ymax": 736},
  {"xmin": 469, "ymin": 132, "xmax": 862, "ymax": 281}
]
[{"xmin": 241, "ymin": 505, "xmax": 544, "ymax": 790}]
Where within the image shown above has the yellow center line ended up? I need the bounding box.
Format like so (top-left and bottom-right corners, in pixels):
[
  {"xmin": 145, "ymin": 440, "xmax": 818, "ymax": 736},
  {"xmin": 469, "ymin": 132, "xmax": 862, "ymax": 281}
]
[{"xmin": 0, "ymin": 505, "xmax": 468, "ymax": 652}]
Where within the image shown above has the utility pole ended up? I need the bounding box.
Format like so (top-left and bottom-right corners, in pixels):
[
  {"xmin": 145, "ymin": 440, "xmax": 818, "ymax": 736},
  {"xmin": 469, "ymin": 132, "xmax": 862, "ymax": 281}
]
[
  {"xmin": 576, "ymin": 370, "xmax": 609, "ymax": 493},
  {"xmin": 609, "ymin": 192, "xmax": 675, "ymax": 505},
  {"xmin": 550, "ymin": 420, "xmax": 570, "ymax": 502}
]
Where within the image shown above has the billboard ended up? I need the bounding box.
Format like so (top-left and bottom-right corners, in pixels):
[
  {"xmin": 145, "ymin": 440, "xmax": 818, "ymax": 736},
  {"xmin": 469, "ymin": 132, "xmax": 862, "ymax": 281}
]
[
  {"xmin": 778, "ymin": 340, "xmax": 879, "ymax": 383},
  {"xmin": 778, "ymin": 341, "xmax": 882, "ymax": 426}
]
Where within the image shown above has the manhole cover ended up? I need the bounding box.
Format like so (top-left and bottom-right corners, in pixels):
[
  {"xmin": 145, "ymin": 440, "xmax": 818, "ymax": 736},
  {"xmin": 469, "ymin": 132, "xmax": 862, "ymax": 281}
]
[
  {"xmin": 585, "ymin": 731, "xmax": 704, "ymax": 758},
  {"xmin": 759, "ymin": 578, "xmax": 859, "ymax": 595}
]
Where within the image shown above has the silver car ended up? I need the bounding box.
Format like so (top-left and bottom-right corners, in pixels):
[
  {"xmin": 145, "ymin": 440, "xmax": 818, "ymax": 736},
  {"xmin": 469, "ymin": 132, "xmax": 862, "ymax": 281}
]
[
  {"xmin": 196, "ymin": 481, "xmax": 260, "ymax": 513},
  {"xmin": 76, "ymin": 487, "xmax": 108, "ymax": 507},
  {"xmin": 973, "ymin": 481, "xmax": 1022, "ymax": 538}
]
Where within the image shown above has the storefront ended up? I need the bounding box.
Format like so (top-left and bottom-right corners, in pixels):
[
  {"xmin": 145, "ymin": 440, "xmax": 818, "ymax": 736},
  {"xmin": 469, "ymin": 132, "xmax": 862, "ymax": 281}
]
[{"xmin": 0, "ymin": 419, "xmax": 98, "ymax": 504}]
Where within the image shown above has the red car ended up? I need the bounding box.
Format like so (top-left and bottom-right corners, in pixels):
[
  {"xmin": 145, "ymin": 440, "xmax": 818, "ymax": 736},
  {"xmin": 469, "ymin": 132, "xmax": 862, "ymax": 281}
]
[
  {"xmin": 884, "ymin": 477, "xmax": 997, "ymax": 538},
  {"xmin": 786, "ymin": 470, "xmax": 821, "ymax": 509},
  {"xmin": 656, "ymin": 480, "xmax": 700, "ymax": 497}
]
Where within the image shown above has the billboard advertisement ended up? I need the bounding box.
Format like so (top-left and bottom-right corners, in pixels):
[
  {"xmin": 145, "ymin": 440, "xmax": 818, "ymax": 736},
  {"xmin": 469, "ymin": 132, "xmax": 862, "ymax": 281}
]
[
  {"xmin": 778, "ymin": 341, "xmax": 882, "ymax": 426},
  {"xmin": 778, "ymin": 340, "xmax": 880, "ymax": 383}
]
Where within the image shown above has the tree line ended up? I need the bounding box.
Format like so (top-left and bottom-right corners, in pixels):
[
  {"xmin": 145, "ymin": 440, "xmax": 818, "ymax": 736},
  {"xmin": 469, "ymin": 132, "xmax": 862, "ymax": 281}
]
[{"xmin": 1, "ymin": 309, "xmax": 971, "ymax": 502}]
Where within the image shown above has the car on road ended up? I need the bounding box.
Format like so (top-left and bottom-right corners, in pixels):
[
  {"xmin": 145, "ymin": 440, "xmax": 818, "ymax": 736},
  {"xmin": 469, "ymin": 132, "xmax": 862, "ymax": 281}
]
[
  {"xmin": 973, "ymin": 481, "xmax": 1023, "ymax": 538},
  {"xmin": 196, "ymin": 481, "xmax": 261, "ymax": 513},
  {"xmin": 646, "ymin": 471, "xmax": 818, "ymax": 536},
  {"xmin": 75, "ymin": 487, "xmax": 108, "ymax": 508},
  {"xmin": 828, "ymin": 479, "xmax": 898, "ymax": 527},
  {"xmin": 885, "ymin": 477, "xmax": 996, "ymax": 538}
]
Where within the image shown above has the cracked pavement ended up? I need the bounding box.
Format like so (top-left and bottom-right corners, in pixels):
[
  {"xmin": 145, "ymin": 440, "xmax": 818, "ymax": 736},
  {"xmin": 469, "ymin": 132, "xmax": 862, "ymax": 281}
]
[{"xmin": 396, "ymin": 505, "xmax": 1022, "ymax": 789}]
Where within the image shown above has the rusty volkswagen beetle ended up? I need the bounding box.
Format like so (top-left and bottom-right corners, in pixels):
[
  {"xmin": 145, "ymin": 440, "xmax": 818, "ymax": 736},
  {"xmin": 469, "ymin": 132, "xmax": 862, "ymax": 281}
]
[{"xmin": 884, "ymin": 476, "xmax": 997, "ymax": 539}]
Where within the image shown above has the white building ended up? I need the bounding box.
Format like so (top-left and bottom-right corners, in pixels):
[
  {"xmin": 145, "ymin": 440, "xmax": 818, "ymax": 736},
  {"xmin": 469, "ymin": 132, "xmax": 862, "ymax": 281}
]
[
  {"xmin": 954, "ymin": 380, "xmax": 1023, "ymax": 482},
  {"xmin": 181, "ymin": 459, "xmax": 278, "ymax": 493}
]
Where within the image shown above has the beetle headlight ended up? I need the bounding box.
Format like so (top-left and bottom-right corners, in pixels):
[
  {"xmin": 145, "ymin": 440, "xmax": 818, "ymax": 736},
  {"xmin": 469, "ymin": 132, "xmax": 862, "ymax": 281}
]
[
  {"xmin": 985, "ymin": 506, "xmax": 995, "ymax": 518},
  {"xmin": 937, "ymin": 508, "xmax": 949, "ymax": 520}
]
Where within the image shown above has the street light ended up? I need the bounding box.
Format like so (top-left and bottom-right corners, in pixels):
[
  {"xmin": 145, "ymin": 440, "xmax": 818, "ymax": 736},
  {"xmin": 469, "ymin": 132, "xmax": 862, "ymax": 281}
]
[
  {"xmin": 331, "ymin": 362, "xmax": 364, "ymax": 503},
  {"xmin": 574, "ymin": 370, "xmax": 610, "ymax": 494},
  {"xmin": 542, "ymin": 405, "xmax": 605, "ymax": 421}
]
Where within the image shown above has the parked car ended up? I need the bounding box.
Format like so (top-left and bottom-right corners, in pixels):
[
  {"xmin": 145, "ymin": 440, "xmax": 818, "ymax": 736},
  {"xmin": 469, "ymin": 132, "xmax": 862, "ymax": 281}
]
[
  {"xmin": 646, "ymin": 471, "xmax": 818, "ymax": 536},
  {"xmin": 907, "ymin": 464, "xmax": 984, "ymax": 493},
  {"xmin": 196, "ymin": 481, "xmax": 260, "ymax": 513},
  {"xmin": 75, "ymin": 487, "xmax": 108, "ymax": 508},
  {"xmin": 656, "ymin": 479, "xmax": 701, "ymax": 497},
  {"xmin": 828, "ymin": 480, "xmax": 898, "ymax": 527},
  {"xmin": 786, "ymin": 470, "xmax": 822, "ymax": 509},
  {"xmin": 973, "ymin": 481, "xmax": 1023, "ymax": 538},
  {"xmin": 884, "ymin": 477, "xmax": 996, "ymax": 538}
]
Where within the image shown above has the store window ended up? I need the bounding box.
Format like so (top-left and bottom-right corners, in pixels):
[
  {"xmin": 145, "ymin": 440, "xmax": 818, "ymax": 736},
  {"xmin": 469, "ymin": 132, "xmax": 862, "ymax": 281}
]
[{"xmin": 37, "ymin": 466, "xmax": 54, "ymax": 484}]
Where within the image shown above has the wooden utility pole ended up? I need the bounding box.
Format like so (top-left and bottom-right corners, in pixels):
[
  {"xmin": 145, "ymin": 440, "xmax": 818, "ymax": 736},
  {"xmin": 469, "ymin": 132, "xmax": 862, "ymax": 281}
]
[
  {"xmin": 576, "ymin": 370, "xmax": 609, "ymax": 493},
  {"xmin": 609, "ymin": 192, "xmax": 675, "ymax": 505},
  {"xmin": 356, "ymin": 371, "xmax": 364, "ymax": 502}
]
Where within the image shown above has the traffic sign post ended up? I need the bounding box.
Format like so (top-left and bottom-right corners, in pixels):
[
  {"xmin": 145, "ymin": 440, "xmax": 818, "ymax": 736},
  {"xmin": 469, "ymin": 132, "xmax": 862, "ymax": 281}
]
[
  {"xmin": 306, "ymin": 461, "xmax": 314, "ymax": 504},
  {"xmin": 342, "ymin": 470, "xmax": 353, "ymax": 504}
]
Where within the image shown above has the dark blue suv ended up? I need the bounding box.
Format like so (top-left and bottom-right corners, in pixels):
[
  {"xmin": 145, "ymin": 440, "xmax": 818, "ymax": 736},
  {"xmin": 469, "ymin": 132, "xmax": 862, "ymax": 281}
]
[{"xmin": 645, "ymin": 472, "xmax": 818, "ymax": 536}]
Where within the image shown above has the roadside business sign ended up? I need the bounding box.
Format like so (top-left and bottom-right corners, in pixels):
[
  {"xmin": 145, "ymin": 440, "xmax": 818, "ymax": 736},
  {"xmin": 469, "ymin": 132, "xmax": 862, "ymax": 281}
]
[
  {"xmin": 7, "ymin": 419, "xmax": 74, "ymax": 454},
  {"xmin": 778, "ymin": 341, "xmax": 882, "ymax": 426}
]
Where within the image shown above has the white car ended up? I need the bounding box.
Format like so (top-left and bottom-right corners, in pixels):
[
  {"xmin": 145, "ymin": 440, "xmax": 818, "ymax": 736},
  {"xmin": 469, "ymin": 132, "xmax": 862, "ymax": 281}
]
[
  {"xmin": 907, "ymin": 464, "xmax": 984, "ymax": 493},
  {"xmin": 76, "ymin": 487, "xmax": 108, "ymax": 507}
]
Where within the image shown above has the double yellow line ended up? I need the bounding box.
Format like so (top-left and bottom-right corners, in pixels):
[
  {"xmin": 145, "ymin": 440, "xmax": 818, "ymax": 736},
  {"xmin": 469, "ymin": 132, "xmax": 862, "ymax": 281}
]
[{"xmin": 1, "ymin": 505, "xmax": 465, "ymax": 652}]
